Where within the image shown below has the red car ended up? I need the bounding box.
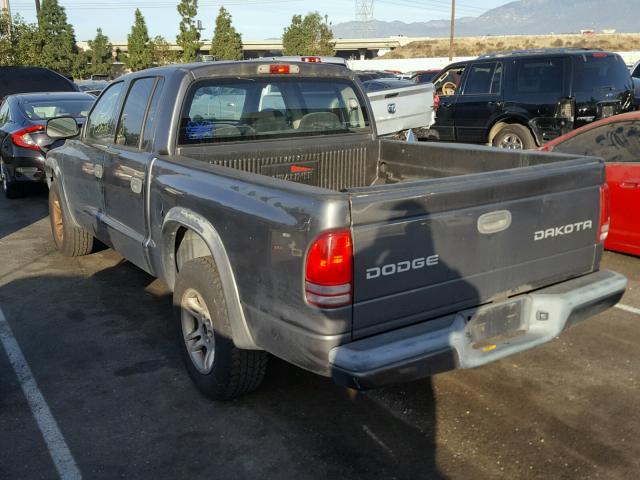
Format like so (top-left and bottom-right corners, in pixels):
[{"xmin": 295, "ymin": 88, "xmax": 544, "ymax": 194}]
[{"xmin": 541, "ymin": 112, "xmax": 640, "ymax": 256}]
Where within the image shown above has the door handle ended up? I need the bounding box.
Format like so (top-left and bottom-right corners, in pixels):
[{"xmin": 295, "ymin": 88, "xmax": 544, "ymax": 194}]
[{"xmin": 621, "ymin": 179, "xmax": 640, "ymax": 189}]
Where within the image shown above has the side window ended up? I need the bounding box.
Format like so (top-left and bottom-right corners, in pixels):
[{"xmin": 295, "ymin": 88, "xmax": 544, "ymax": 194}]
[
  {"xmin": 141, "ymin": 78, "xmax": 165, "ymax": 151},
  {"xmin": 553, "ymin": 121, "xmax": 640, "ymax": 163},
  {"xmin": 115, "ymin": 77, "xmax": 157, "ymax": 148},
  {"xmin": 0, "ymin": 101, "xmax": 9, "ymax": 124},
  {"xmin": 514, "ymin": 58, "xmax": 563, "ymax": 95},
  {"xmin": 87, "ymin": 82, "xmax": 124, "ymax": 143},
  {"xmin": 433, "ymin": 66, "xmax": 466, "ymax": 96},
  {"xmin": 463, "ymin": 62, "xmax": 500, "ymax": 95}
]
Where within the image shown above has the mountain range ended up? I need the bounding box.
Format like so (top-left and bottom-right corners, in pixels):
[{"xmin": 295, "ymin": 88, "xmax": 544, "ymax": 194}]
[{"xmin": 331, "ymin": 0, "xmax": 639, "ymax": 38}]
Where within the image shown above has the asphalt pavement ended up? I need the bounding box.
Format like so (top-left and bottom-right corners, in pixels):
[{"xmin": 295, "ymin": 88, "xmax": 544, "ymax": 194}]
[{"xmin": 0, "ymin": 188, "xmax": 638, "ymax": 480}]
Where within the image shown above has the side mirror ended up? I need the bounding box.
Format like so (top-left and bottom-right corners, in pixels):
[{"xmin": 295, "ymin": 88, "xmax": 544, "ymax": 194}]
[{"xmin": 46, "ymin": 116, "xmax": 80, "ymax": 139}]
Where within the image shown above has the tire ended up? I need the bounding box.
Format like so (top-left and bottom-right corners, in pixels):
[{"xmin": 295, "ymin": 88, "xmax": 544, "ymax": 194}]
[
  {"xmin": 174, "ymin": 256, "xmax": 267, "ymax": 400},
  {"xmin": 48, "ymin": 181, "xmax": 93, "ymax": 256},
  {"xmin": 492, "ymin": 124, "xmax": 536, "ymax": 150},
  {"xmin": 1, "ymin": 164, "xmax": 23, "ymax": 199}
]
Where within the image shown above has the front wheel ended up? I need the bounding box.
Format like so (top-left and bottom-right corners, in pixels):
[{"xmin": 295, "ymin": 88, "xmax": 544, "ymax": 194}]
[
  {"xmin": 48, "ymin": 181, "xmax": 93, "ymax": 256},
  {"xmin": 174, "ymin": 256, "xmax": 267, "ymax": 400},
  {"xmin": 492, "ymin": 124, "xmax": 536, "ymax": 150}
]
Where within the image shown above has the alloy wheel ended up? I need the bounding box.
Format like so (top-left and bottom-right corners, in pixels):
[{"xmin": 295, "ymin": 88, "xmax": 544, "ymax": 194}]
[{"xmin": 181, "ymin": 288, "xmax": 216, "ymax": 374}]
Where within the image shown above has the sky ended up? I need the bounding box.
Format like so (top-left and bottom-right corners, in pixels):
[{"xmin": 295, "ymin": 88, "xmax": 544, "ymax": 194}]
[{"xmin": 8, "ymin": 0, "xmax": 513, "ymax": 42}]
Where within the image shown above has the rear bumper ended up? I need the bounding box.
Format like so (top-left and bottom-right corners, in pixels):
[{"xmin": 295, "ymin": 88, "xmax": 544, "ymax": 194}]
[
  {"xmin": 2, "ymin": 152, "xmax": 47, "ymax": 183},
  {"xmin": 330, "ymin": 270, "xmax": 627, "ymax": 390}
]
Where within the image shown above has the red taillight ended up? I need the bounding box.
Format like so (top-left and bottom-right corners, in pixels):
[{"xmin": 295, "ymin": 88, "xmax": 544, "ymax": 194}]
[
  {"xmin": 301, "ymin": 56, "xmax": 321, "ymax": 63},
  {"xmin": 11, "ymin": 125, "xmax": 45, "ymax": 150},
  {"xmin": 433, "ymin": 94, "xmax": 440, "ymax": 110},
  {"xmin": 592, "ymin": 52, "xmax": 608, "ymax": 58},
  {"xmin": 305, "ymin": 229, "xmax": 353, "ymax": 308},
  {"xmin": 269, "ymin": 64, "xmax": 290, "ymax": 74},
  {"xmin": 599, "ymin": 183, "xmax": 611, "ymax": 243}
]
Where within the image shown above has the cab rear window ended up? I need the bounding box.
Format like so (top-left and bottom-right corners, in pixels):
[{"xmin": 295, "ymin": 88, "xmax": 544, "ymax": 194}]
[{"xmin": 178, "ymin": 78, "xmax": 370, "ymax": 144}]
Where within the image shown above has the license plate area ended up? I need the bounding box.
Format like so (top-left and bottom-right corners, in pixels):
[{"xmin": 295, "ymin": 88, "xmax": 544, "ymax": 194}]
[{"xmin": 462, "ymin": 299, "xmax": 528, "ymax": 349}]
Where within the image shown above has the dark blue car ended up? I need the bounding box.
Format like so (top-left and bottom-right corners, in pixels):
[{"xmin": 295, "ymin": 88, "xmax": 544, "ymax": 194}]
[{"xmin": 0, "ymin": 92, "xmax": 95, "ymax": 198}]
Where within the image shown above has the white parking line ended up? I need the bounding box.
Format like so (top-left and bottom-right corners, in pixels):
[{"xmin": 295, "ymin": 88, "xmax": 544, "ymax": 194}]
[
  {"xmin": 0, "ymin": 307, "xmax": 82, "ymax": 480},
  {"xmin": 616, "ymin": 303, "xmax": 640, "ymax": 316}
]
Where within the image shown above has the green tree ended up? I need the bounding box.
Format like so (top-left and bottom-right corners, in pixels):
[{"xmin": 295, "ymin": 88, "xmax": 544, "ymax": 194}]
[
  {"xmin": 210, "ymin": 6, "xmax": 242, "ymax": 60},
  {"xmin": 151, "ymin": 35, "xmax": 179, "ymax": 65},
  {"xmin": 38, "ymin": 0, "xmax": 82, "ymax": 77},
  {"xmin": 282, "ymin": 12, "xmax": 334, "ymax": 56},
  {"xmin": 0, "ymin": 11, "xmax": 13, "ymax": 66},
  {"xmin": 86, "ymin": 28, "xmax": 113, "ymax": 77},
  {"xmin": 176, "ymin": 0, "xmax": 201, "ymax": 62},
  {"xmin": 12, "ymin": 17, "xmax": 41, "ymax": 66},
  {"xmin": 125, "ymin": 8, "xmax": 153, "ymax": 71}
]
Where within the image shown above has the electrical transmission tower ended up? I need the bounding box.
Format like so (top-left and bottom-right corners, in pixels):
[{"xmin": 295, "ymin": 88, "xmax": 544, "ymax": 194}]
[{"xmin": 354, "ymin": 0, "xmax": 375, "ymax": 38}]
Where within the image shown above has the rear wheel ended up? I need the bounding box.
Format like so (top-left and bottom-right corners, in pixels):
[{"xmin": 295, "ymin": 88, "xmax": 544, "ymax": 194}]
[
  {"xmin": 174, "ymin": 256, "xmax": 267, "ymax": 400},
  {"xmin": 1, "ymin": 163, "xmax": 23, "ymax": 199},
  {"xmin": 48, "ymin": 181, "xmax": 93, "ymax": 256},
  {"xmin": 492, "ymin": 124, "xmax": 536, "ymax": 150}
]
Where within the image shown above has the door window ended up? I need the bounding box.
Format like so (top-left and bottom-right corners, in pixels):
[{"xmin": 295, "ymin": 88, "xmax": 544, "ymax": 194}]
[
  {"xmin": 0, "ymin": 101, "xmax": 9, "ymax": 124},
  {"xmin": 433, "ymin": 66, "xmax": 466, "ymax": 96},
  {"xmin": 87, "ymin": 82, "xmax": 124, "ymax": 142},
  {"xmin": 514, "ymin": 58, "xmax": 564, "ymax": 94},
  {"xmin": 141, "ymin": 79, "xmax": 165, "ymax": 151},
  {"xmin": 115, "ymin": 77, "xmax": 157, "ymax": 148},
  {"xmin": 463, "ymin": 62, "xmax": 502, "ymax": 95},
  {"xmin": 552, "ymin": 121, "xmax": 640, "ymax": 163}
]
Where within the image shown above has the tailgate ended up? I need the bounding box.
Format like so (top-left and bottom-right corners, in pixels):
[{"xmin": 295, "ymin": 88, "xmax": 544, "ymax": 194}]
[
  {"xmin": 367, "ymin": 84, "xmax": 434, "ymax": 136},
  {"xmin": 348, "ymin": 158, "xmax": 604, "ymax": 338}
]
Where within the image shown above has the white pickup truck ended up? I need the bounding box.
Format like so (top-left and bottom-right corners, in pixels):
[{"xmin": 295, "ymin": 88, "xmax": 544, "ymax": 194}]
[{"xmin": 365, "ymin": 81, "xmax": 436, "ymax": 137}]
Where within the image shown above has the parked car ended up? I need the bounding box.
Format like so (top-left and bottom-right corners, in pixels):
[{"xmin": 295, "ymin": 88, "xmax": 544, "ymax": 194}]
[
  {"xmin": 0, "ymin": 66, "xmax": 79, "ymax": 100},
  {"xmin": 430, "ymin": 49, "xmax": 635, "ymax": 149},
  {"xmin": 410, "ymin": 69, "xmax": 441, "ymax": 84},
  {"xmin": 44, "ymin": 61, "xmax": 625, "ymax": 400},
  {"xmin": 630, "ymin": 60, "xmax": 640, "ymax": 79},
  {"xmin": 76, "ymin": 79, "xmax": 109, "ymax": 97},
  {"xmin": 0, "ymin": 92, "xmax": 94, "ymax": 198},
  {"xmin": 540, "ymin": 112, "xmax": 640, "ymax": 256}
]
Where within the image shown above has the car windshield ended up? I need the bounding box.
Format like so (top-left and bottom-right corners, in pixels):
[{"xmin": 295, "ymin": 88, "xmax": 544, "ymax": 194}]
[
  {"xmin": 179, "ymin": 77, "xmax": 370, "ymax": 144},
  {"xmin": 20, "ymin": 99, "xmax": 94, "ymax": 120},
  {"xmin": 574, "ymin": 54, "xmax": 632, "ymax": 94}
]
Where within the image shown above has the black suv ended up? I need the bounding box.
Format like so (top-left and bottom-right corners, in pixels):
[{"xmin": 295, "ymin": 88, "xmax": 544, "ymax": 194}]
[{"xmin": 430, "ymin": 49, "xmax": 634, "ymax": 149}]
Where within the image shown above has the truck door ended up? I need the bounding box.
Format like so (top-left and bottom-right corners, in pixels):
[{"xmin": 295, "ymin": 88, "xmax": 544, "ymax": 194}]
[
  {"xmin": 431, "ymin": 65, "xmax": 467, "ymax": 141},
  {"xmin": 62, "ymin": 81, "xmax": 125, "ymax": 231},
  {"xmin": 102, "ymin": 77, "xmax": 163, "ymax": 272},
  {"xmin": 454, "ymin": 62, "xmax": 503, "ymax": 143}
]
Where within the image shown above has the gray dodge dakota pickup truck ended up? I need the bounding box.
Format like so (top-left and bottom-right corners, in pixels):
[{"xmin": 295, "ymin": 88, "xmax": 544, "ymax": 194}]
[{"xmin": 44, "ymin": 61, "xmax": 627, "ymax": 400}]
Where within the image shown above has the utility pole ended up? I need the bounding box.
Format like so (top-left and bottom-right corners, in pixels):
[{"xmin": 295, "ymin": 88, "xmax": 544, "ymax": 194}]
[
  {"xmin": 448, "ymin": 0, "xmax": 455, "ymax": 61},
  {"xmin": 35, "ymin": 0, "xmax": 41, "ymax": 18},
  {"xmin": 2, "ymin": 0, "xmax": 12, "ymax": 35}
]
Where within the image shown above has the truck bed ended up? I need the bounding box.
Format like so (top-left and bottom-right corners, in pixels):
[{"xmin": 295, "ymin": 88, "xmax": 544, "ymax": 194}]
[{"xmin": 177, "ymin": 135, "xmax": 577, "ymax": 191}]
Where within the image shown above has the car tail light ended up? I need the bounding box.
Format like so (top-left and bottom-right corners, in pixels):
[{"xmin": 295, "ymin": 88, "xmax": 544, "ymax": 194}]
[
  {"xmin": 11, "ymin": 125, "xmax": 45, "ymax": 150},
  {"xmin": 301, "ymin": 56, "xmax": 321, "ymax": 63},
  {"xmin": 592, "ymin": 52, "xmax": 608, "ymax": 58},
  {"xmin": 433, "ymin": 94, "xmax": 440, "ymax": 110},
  {"xmin": 305, "ymin": 229, "xmax": 353, "ymax": 308},
  {"xmin": 598, "ymin": 183, "xmax": 610, "ymax": 243}
]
